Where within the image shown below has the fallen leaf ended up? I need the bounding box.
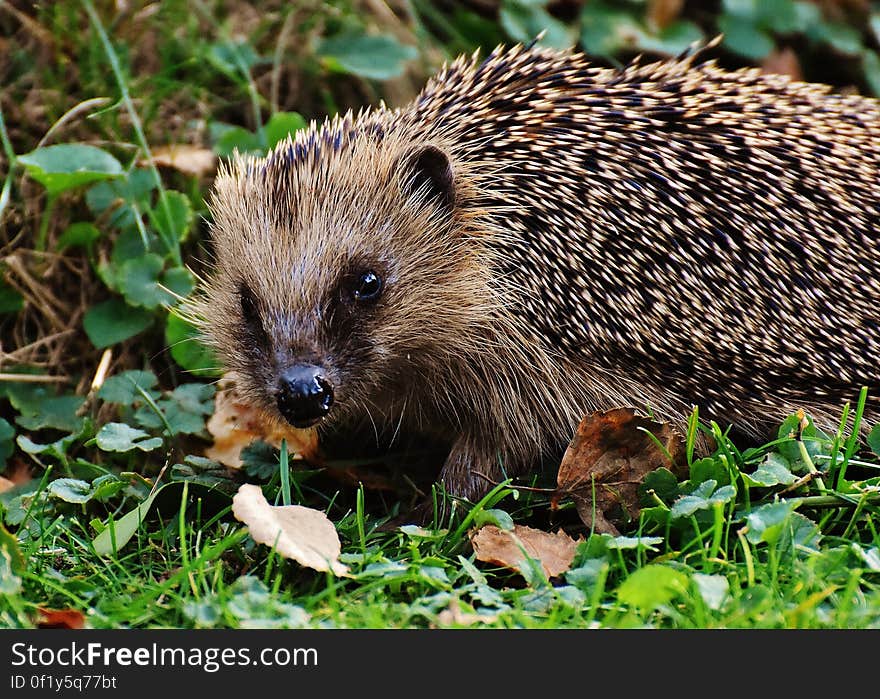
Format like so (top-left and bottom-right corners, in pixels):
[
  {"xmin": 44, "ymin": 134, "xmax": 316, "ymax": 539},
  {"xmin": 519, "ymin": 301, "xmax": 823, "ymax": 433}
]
[
  {"xmin": 647, "ymin": 0, "xmax": 684, "ymax": 29},
  {"xmin": 552, "ymin": 408, "xmax": 687, "ymax": 535},
  {"xmin": 206, "ymin": 374, "xmax": 318, "ymax": 468},
  {"xmin": 3, "ymin": 459, "xmax": 33, "ymax": 486},
  {"xmin": 471, "ymin": 524, "xmax": 580, "ymax": 578},
  {"xmin": 435, "ymin": 598, "xmax": 498, "ymax": 627},
  {"xmin": 38, "ymin": 608, "xmax": 85, "ymax": 629},
  {"xmin": 761, "ymin": 48, "xmax": 803, "ymax": 82},
  {"xmin": 148, "ymin": 144, "xmax": 216, "ymax": 177},
  {"xmin": 231, "ymin": 483, "xmax": 348, "ymax": 575},
  {"xmin": 0, "ymin": 476, "xmax": 13, "ymax": 494}
]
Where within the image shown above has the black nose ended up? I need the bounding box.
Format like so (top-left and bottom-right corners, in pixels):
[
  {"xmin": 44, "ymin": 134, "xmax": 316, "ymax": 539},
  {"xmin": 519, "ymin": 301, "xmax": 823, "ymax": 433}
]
[{"xmin": 276, "ymin": 365, "xmax": 334, "ymax": 428}]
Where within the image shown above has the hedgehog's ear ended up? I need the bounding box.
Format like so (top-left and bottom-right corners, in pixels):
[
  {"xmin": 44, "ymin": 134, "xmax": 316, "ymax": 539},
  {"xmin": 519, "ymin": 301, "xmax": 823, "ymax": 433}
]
[{"xmin": 400, "ymin": 145, "xmax": 455, "ymax": 211}]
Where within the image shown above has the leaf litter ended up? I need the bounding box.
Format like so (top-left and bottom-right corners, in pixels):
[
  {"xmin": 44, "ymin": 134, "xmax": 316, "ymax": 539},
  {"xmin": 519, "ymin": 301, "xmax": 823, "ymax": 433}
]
[
  {"xmin": 206, "ymin": 375, "xmax": 318, "ymax": 468},
  {"xmin": 231, "ymin": 483, "xmax": 348, "ymax": 576},
  {"xmin": 471, "ymin": 524, "xmax": 581, "ymax": 578},
  {"xmin": 552, "ymin": 408, "xmax": 687, "ymax": 534}
]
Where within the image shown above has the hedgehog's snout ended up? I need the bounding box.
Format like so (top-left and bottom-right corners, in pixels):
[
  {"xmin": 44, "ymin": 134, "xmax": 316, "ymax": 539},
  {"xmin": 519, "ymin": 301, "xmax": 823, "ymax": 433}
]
[{"xmin": 275, "ymin": 364, "xmax": 335, "ymax": 429}]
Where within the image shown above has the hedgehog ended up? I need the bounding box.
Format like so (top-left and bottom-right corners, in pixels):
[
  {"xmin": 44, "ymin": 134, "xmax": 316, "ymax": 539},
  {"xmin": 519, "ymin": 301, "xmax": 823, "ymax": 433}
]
[{"xmin": 191, "ymin": 42, "xmax": 880, "ymax": 501}]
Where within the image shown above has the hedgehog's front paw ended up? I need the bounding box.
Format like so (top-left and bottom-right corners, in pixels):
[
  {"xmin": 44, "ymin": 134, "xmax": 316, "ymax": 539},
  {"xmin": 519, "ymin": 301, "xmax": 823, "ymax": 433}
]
[{"xmin": 438, "ymin": 435, "xmax": 504, "ymax": 503}]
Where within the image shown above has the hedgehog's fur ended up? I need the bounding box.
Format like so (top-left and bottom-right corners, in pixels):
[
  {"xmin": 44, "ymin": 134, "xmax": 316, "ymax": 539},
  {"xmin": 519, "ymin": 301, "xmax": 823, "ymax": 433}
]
[{"xmin": 191, "ymin": 43, "xmax": 880, "ymax": 500}]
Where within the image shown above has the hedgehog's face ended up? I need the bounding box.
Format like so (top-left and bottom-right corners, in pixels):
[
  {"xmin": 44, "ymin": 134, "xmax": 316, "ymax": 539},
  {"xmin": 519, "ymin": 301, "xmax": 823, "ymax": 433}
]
[{"xmin": 198, "ymin": 133, "xmax": 484, "ymax": 435}]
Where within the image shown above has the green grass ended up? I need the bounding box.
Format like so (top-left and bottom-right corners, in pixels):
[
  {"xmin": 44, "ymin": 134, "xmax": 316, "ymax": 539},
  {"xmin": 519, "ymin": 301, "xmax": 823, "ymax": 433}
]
[
  {"xmin": 4, "ymin": 407, "xmax": 880, "ymax": 629},
  {"xmin": 3, "ymin": 1, "xmax": 880, "ymax": 629}
]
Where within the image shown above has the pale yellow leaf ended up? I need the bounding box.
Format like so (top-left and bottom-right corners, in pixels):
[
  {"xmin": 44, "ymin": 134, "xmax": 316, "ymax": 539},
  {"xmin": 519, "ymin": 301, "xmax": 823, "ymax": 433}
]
[
  {"xmin": 205, "ymin": 374, "xmax": 318, "ymax": 468},
  {"xmin": 232, "ymin": 484, "xmax": 348, "ymax": 575},
  {"xmin": 149, "ymin": 144, "xmax": 216, "ymax": 177}
]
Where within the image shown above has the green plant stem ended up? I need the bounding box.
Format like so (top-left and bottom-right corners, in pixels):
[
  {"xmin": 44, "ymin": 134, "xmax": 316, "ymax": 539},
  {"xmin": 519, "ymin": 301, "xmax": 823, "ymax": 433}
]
[
  {"xmin": 840, "ymin": 386, "xmax": 869, "ymax": 488},
  {"xmin": 0, "ymin": 169, "xmax": 11, "ymax": 226},
  {"xmin": 686, "ymin": 406, "xmax": 699, "ymax": 469},
  {"xmin": 35, "ymin": 191, "xmax": 58, "ymax": 251},
  {"xmin": 736, "ymin": 528, "xmax": 755, "ymax": 587},
  {"xmin": 81, "ymin": 0, "xmax": 180, "ymax": 265},
  {"xmin": 0, "ymin": 105, "xmax": 14, "ymax": 162},
  {"xmin": 19, "ymin": 465, "xmax": 53, "ymax": 531},
  {"xmin": 708, "ymin": 502, "xmax": 724, "ymax": 564},
  {"xmin": 356, "ymin": 484, "xmax": 366, "ymax": 554},
  {"xmin": 449, "ymin": 480, "xmax": 515, "ymax": 543},
  {"xmin": 584, "ymin": 561, "xmax": 610, "ymax": 626},
  {"xmin": 689, "ymin": 515, "xmax": 707, "ymax": 564},
  {"xmin": 792, "ymin": 492, "xmax": 880, "ymax": 508},
  {"xmin": 178, "ymin": 481, "xmax": 198, "ymax": 597},
  {"xmin": 828, "ymin": 402, "xmax": 849, "ymax": 489},
  {"xmin": 0, "ymin": 105, "xmax": 15, "ymax": 225},
  {"xmin": 797, "ymin": 438, "xmax": 827, "ymax": 492},
  {"xmin": 842, "ymin": 490, "xmax": 872, "ymax": 540},
  {"xmin": 279, "ymin": 439, "xmax": 291, "ymax": 507}
]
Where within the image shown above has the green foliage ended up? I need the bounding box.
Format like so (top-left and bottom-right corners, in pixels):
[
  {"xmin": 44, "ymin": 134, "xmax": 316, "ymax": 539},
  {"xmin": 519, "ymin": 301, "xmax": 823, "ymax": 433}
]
[
  {"xmin": 95, "ymin": 423, "xmax": 163, "ymax": 453},
  {"xmin": 56, "ymin": 222, "xmax": 101, "ymax": 251},
  {"xmin": 211, "ymin": 122, "xmax": 263, "ymax": 157},
  {"xmin": 91, "ymin": 487, "xmax": 162, "ymax": 556},
  {"xmin": 580, "ymin": 0, "xmax": 703, "ymax": 60},
  {"xmin": 0, "ymin": 524, "xmax": 25, "ymax": 576},
  {"xmin": 47, "ymin": 477, "xmax": 94, "ymax": 504},
  {"xmin": 265, "ymin": 112, "xmax": 309, "ymax": 150},
  {"xmin": 96, "ymin": 370, "xmax": 158, "ymax": 405},
  {"xmin": 0, "ymin": 419, "xmax": 16, "ymax": 470},
  {"xmin": 184, "ymin": 576, "xmax": 310, "ymax": 629},
  {"xmin": 744, "ymin": 500, "xmax": 799, "ymax": 545},
  {"xmin": 617, "ymin": 565, "xmax": 690, "ymax": 613},
  {"xmin": 670, "ymin": 480, "xmax": 736, "ymax": 519},
  {"xmin": 171, "ymin": 455, "xmax": 236, "ymax": 492},
  {"xmin": 149, "ymin": 190, "xmax": 193, "ymax": 245},
  {"xmin": 165, "ymin": 314, "xmax": 221, "ymax": 377},
  {"xmin": 692, "ymin": 573, "xmax": 730, "ymax": 611},
  {"xmin": 132, "ymin": 383, "xmax": 214, "ymax": 436},
  {"xmin": 318, "ymin": 34, "xmax": 418, "ymax": 81},
  {"xmin": 741, "ymin": 453, "xmax": 797, "ymax": 488},
  {"xmin": 0, "ymin": 281, "xmax": 24, "ymax": 315},
  {"xmin": 867, "ymin": 423, "xmax": 880, "ymax": 457},
  {"xmin": 240, "ymin": 441, "xmax": 282, "ymax": 481},
  {"xmin": 211, "ymin": 111, "xmax": 307, "ymax": 157},
  {"xmin": 3, "ymin": 382, "xmax": 85, "ymax": 433},
  {"xmin": 18, "ymin": 144, "xmax": 123, "ymax": 196},
  {"xmin": 500, "ymin": 0, "xmax": 572, "ymax": 50},
  {"xmin": 83, "ymin": 298, "xmax": 154, "ymax": 348},
  {"xmin": 206, "ymin": 40, "xmax": 261, "ymax": 83},
  {"xmin": 0, "ymin": 550, "xmax": 22, "ymax": 597}
]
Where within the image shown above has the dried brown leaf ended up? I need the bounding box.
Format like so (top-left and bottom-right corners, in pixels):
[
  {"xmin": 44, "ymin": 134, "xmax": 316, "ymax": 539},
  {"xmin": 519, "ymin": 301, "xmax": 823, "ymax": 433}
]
[
  {"xmin": 761, "ymin": 48, "xmax": 803, "ymax": 82},
  {"xmin": 2, "ymin": 459, "xmax": 32, "ymax": 487},
  {"xmin": 0, "ymin": 476, "xmax": 14, "ymax": 494},
  {"xmin": 231, "ymin": 483, "xmax": 348, "ymax": 576},
  {"xmin": 647, "ymin": 0, "xmax": 685, "ymax": 29},
  {"xmin": 553, "ymin": 408, "xmax": 686, "ymax": 535},
  {"xmin": 205, "ymin": 374, "xmax": 318, "ymax": 468},
  {"xmin": 471, "ymin": 524, "xmax": 580, "ymax": 578},
  {"xmin": 38, "ymin": 608, "xmax": 85, "ymax": 629},
  {"xmin": 148, "ymin": 144, "xmax": 216, "ymax": 177},
  {"xmin": 435, "ymin": 598, "xmax": 498, "ymax": 627}
]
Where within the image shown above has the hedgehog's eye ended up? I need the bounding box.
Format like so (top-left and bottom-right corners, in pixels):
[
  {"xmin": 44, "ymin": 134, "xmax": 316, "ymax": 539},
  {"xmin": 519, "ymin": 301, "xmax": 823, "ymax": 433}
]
[
  {"xmin": 352, "ymin": 271, "xmax": 383, "ymax": 302},
  {"xmin": 239, "ymin": 283, "xmax": 259, "ymax": 318},
  {"xmin": 238, "ymin": 282, "xmax": 267, "ymax": 342}
]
